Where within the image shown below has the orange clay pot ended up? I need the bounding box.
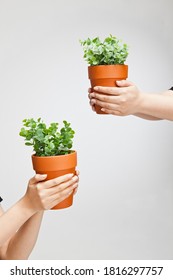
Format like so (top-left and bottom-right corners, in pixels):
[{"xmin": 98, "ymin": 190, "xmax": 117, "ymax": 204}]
[
  {"xmin": 88, "ymin": 64, "xmax": 128, "ymax": 114},
  {"xmin": 32, "ymin": 151, "xmax": 77, "ymax": 210}
]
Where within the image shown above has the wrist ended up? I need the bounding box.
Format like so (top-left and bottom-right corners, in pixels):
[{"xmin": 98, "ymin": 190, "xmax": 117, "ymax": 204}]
[
  {"xmin": 135, "ymin": 92, "xmax": 147, "ymax": 114},
  {"xmin": 19, "ymin": 195, "xmax": 38, "ymax": 217}
]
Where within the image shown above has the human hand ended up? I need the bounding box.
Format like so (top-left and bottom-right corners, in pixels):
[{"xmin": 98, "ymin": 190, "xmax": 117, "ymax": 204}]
[
  {"xmin": 73, "ymin": 170, "xmax": 79, "ymax": 195},
  {"xmin": 23, "ymin": 173, "xmax": 79, "ymax": 212},
  {"xmin": 88, "ymin": 80, "xmax": 142, "ymax": 116},
  {"xmin": 88, "ymin": 88, "xmax": 96, "ymax": 112}
]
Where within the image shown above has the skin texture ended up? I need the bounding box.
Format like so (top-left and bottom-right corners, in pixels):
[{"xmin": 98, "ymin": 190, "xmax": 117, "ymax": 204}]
[
  {"xmin": 88, "ymin": 80, "xmax": 173, "ymax": 121},
  {"xmin": 0, "ymin": 172, "xmax": 79, "ymax": 260}
]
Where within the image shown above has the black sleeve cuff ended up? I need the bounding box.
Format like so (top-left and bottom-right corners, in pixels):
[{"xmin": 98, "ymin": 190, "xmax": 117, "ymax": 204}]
[{"xmin": 169, "ymin": 87, "xmax": 173, "ymax": 91}]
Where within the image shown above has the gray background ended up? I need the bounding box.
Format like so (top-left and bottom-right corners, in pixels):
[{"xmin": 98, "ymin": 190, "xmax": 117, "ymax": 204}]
[{"xmin": 0, "ymin": 0, "xmax": 173, "ymax": 259}]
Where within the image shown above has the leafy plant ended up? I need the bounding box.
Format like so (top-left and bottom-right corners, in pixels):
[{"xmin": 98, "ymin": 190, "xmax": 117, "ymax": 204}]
[
  {"xmin": 80, "ymin": 34, "xmax": 129, "ymax": 66},
  {"xmin": 19, "ymin": 118, "xmax": 75, "ymax": 156}
]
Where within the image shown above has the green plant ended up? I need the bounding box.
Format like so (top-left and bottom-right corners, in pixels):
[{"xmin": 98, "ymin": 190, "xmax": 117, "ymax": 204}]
[
  {"xmin": 80, "ymin": 34, "xmax": 129, "ymax": 66},
  {"xmin": 19, "ymin": 118, "xmax": 75, "ymax": 156}
]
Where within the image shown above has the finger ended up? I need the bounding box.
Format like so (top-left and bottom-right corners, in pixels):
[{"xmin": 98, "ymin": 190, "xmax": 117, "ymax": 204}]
[
  {"xmin": 73, "ymin": 185, "xmax": 78, "ymax": 195},
  {"xmin": 45, "ymin": 175, "xmax": 79, "ymax": 195},
  {"xmin": 116, "ymin": 80, "xmax": 134, "ymax": 87},
  {"xmin": 88, "ymin": 88, "xmax": 92, "ymax": 93},
  {"xmin": 71, "ymin": 182, "xmax": 78, "ymax": 191},
  {"xmin": 101, "ymin": 108, "xmax": 123, "ymax": 116},
  {"xmin": 89, "ymin": 100, "xmax": 96, "ymax": 111},
  {"xmin": 48, "ymin": 191, "xmax": 73, "ymax": 210},
  {"xmin": 92, "ymin": 105, "xmax": 96, "ymax": 112},
  {"xmin": 90, "ymin": 92, "xmax": 120, "ymax": 104},
  {"xmin": 91, "ymin": 99, "xmax": 120, "ymax": 111},
  {"xmin": 50, "ymin": 184, "xmax": 77, "ymax": 207},
  {"xmin": 75, "ymin": 170, "xmax": 80, "ymax": 176},
  {"xmin": 29, "ymin": 174, "xmax": 47, "ymax": 185},
  {"xmin": 57, "ymin": 182, "xmax": 78, "ymax": 197},
  {"xmin": 42, "ymin": 173, "xmax": 74, "ymax": 189},
  {"xmin": 88, "ymin": 92, "xmax": 96, "ymax": 100},
  {"xmin": 88, "ymin": 93, "xmax": 93, "ymax": 100},
  {"xmin": 93, "ymin": 86, "xmax": 121, "ymax": 95}
]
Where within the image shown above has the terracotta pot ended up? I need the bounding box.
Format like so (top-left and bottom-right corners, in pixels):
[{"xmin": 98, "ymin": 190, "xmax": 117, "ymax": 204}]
[
  {"xmin": 88, "ymin": 64, "xmax": 128, "ymax": 114},
  {"xmin": 32, "ymin": 151, "xmax": 77, "ymax": 210}
]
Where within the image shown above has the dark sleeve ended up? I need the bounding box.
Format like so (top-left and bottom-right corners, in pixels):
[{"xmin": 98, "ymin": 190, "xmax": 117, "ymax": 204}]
[
  {"xmin": 0, "ymin": 197, "xmax": 3, "ymax": 203},
  {"xmin": 169, "ymin": 87, "xmax": 173, "ymax": 91}
]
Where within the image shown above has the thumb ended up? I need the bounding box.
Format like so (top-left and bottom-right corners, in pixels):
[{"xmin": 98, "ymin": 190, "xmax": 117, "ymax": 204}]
[
  {"xmin": 29, "ymin": 174, "xmax": 47, "ymax": 185},
  {"xmin": 116, "ymin": 80, "xmax": 134, "ymax": 87}
]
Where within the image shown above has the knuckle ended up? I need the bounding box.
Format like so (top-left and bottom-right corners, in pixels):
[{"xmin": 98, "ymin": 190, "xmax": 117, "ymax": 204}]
[
  {"xmin": 108, "ymin": 88, "xmax": 114, "ymax": 93},
  {"xmin": 100, "ymin": 95, "xmax": 107, "ymax": 102},
  {"xmin": 73, "ymin": 183, "xmax": 78, "ymax": 189},
  {"xmin": 36, "ymin": 183, "xmax": 41, "ymax": 190}
]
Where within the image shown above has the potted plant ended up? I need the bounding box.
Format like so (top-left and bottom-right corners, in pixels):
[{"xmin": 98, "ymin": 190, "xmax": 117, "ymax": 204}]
[
  {"xmin": 19, "ymin": 118, "xmax": 77, "ymax": 210},
  {"xmin": 80, "ymin": 34, "xmax": 129, "ymax": 114}
]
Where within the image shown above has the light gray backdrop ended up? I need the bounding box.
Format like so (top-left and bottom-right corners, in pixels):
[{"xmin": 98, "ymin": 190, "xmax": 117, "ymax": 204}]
[{"xmin": 0, "ymin": 0, "xmax": 173, "ymax": 259}]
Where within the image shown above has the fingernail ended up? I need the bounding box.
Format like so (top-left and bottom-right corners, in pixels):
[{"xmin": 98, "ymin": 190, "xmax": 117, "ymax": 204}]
[
  {"xmin": 72, "ymin": 175, "xmax": 77, "ymax": 181},
  {"xmin": 40, "ymin": 174, "xmax": 47, "ymax": 177}
]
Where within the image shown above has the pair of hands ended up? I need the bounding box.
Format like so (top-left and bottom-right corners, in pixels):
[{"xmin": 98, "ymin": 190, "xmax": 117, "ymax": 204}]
[
  {"xmin": 24, "ymin": 81, "xmax": 140, "ymax": 212},
  {"xmin": 88, "ymin": 80, "xmax": 142, "ymax": 116},
  {"xmin": 24, "ymin": 172, "xmax": 79, "ymax": 212}
]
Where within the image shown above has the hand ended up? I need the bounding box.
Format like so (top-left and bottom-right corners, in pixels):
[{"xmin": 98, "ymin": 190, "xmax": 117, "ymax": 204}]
[
  {"xmin": 73, "ymin": 170, "xmax": 79, "ymax": 195},
  {"xmin": 88, "ymin": 88, "xmax": 96, "ymax": 112},
  {"xmin": 23, "ymin": 173, "xmax": 79, "ymax": 211},
  {"xmin": 88, "ymin": 80, "xmax": 142, "ymax": 116}
]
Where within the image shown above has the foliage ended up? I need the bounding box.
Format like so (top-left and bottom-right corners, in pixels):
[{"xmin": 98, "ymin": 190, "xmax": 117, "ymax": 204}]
[
  {"xmin": 19, "ymin": 118, "xmax": 75, "ymax": 156},
  {"xmin": 80, "ymin": 34, "xmax": 129, "ymax": 66}
]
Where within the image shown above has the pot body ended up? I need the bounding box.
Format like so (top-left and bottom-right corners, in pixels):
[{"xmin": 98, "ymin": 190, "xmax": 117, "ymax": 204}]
[
  {"xmin": 32, "ymin": 151, "xmax": 77, "ymax": 210},
  {"xmin": 88, "ymin": 65, "xmax": 128, "ymax": 114}
]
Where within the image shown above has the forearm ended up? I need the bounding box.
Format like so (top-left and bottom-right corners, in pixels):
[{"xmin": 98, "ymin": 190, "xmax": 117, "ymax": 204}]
[
  {"xmin": 133, "ymin": 112, "xmax": 162, "ymax": 120},
  {"xmin": 135, "ymin": 91, "xmax": 173, "ymax": 121},
  {"xmin": 5, "ymin": 211, "xmax": 44, "ymax": 260},
  {"xmin": 0, "ymin": 196, "xmax": 36, "ymax": 247}
]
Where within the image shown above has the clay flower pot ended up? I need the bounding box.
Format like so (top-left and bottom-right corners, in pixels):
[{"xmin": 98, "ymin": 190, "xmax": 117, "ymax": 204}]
[
  {"xmin": 32, "ymin": 151, "xmax": 77, "ymax": 210},
  {"xmin": 88, "ymin": 64, "xmax": 128, "ymax": 114}
]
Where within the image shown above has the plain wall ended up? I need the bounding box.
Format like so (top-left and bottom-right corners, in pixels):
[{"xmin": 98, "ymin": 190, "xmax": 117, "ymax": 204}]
[{"xmin": 0, "ymin": 0, "xmax": 173, "ymax": 259}]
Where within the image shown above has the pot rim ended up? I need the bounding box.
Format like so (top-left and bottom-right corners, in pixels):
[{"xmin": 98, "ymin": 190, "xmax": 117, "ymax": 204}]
[
  {"xmin": 32, "ymin": 150, "xmax": 77, "ymax": 159},
  {"xmin": 88, "ymin": 64, "xmax": 128, "ymax": 68}
]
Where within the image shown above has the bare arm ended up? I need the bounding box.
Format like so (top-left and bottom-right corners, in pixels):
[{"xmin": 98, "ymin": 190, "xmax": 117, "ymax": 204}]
[
  {"xmin": 133, "ymin": 90, "xmax": 173, "ymax": 120},
  {"xmin": 0, "ymin": 198, "xmax": 36, "ymax": 248},
  {"xmin": 5, "ymin": 211, "xmax": 44, "ymax": 260},
  {"xmin": 89, "ymin": 81, "xmax": 173, "ymax": 121},
  {"xmin": 0, "ymin": 173, "xmax": 79, "ymax": 259}
]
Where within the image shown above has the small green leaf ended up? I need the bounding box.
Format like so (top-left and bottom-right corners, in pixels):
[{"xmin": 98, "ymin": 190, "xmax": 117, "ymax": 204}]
[
  {"xmin": 80, "ymin": 35, "xmax": 129, "ymax": 65},
  {"xmin": 19, "ymin": 118, "xmax": 75, "ymax": 156}
]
